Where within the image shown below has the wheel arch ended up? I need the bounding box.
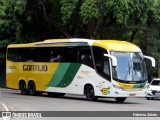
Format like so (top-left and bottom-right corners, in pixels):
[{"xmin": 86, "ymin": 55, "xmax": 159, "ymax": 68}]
[{"xmin": 28, "ymin": 80, "xmax": 35, "ymax": 85}]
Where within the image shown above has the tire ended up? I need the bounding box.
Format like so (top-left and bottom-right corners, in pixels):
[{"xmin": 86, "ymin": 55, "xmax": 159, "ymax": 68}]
[
  {"xmin": 19, "ymin": 81, "xmax": 28, "ymax": 95},
  {"xmin": 85, "ymin": 85, "xmax": 98, "ymax": 101},
  {"xmin": 47, "ymin": 92, "xmax": 65, "ymax": 97},
  {"xmin": 36, "ymin": 91, "xmax": 42, "ymax": 96},
  {"xmin": 146, "ymin": 97, "xmax": 150, "ymax": 100},
  {"xmin": 28, "ymin": 81, "xmax": 36, "ymax": 96},
  {"xmin": 115, "ymin": 97, "xmax": 126, "ymax": 103}
]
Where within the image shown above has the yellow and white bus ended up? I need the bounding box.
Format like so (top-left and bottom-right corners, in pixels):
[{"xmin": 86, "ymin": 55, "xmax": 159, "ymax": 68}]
[{"xmin": 6, "ymin": 38, "xmax": 155, "ymax": 102}]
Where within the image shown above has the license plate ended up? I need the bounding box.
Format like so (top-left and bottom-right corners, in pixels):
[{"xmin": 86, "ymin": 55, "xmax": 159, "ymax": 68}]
[{"xmin": 130, "ymin": 93, "xmax": 136, "ymax": 96}]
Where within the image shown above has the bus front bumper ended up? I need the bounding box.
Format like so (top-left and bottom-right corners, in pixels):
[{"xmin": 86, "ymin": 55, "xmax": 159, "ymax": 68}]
[{"xmin": 111, "ymin": 89, "xmax": 147, "ymax": 97}]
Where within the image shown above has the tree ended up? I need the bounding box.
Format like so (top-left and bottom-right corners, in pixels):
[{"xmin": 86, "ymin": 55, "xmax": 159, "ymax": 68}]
[
  {"xmin": 0, "ymin": 0, "xmax": 26, "ymax": 65},
  {"xmin": 21, "ymin": 0, "xmax": 65, "ymax": 42},
  {"xmin": 1, "ymin": 0, "xmax": 160, "ymax": 78},
  {"xmin": 60, "ymin": 0, "xmax": 160, "ymax": 40}
]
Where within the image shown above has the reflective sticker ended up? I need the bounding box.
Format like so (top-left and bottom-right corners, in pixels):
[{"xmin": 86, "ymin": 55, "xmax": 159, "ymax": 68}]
[
  {"xmin": 102, "ymin": 88, "xmax": 110, "ymax": 95},
  {"xmin": 6, "ymin": 69, "xmax": 12, "ymax": 73}
]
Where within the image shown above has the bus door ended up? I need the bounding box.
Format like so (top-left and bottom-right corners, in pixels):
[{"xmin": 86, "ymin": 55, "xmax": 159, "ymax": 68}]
[
  {"xmin": 77, "ymin": 47, "xmax": 94, "ymax": 94},
  {"xmin": 93, "ymin": 46, "xmax": 111, "ymax": 95}
]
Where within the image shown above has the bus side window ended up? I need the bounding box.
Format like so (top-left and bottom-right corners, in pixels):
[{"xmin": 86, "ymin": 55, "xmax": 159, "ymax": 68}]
[
  {"xmin": 79, "ymin": 47, "xmax": 93, "ymax": 68},
  {"xmin": 49, "ymin": 47, "xmax": 65, "ymax": 62},
  {"xmin": 7, "ymin": 48, "xmax": 23, "ymax": 62},
  {"xmin": 103, "ymin": 59, "xmax": 110, "ymax": 75},
  {"xmin": 93, "ymin": 46, "xmax": 111, "ymax": 81},
  {"xmin": 50, "ymin": 54, "xmax": 62, "ymax": 62},
  {"xmin": 81, "ymin": 54, "xmax": 88, "ymax": 63}
]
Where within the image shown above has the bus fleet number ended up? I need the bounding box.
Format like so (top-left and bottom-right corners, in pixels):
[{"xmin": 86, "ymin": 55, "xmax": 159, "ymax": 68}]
[{"xmin": 9, "ymin": 66, "xmax": 16, "ymax": 69}]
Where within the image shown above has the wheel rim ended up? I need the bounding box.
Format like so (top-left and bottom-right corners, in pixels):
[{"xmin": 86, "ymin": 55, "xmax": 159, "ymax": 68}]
[
  {"xmin": 20, "ymin": 82, "xmax": 26, "ymax": 94},
  {"xmin": 87, "ymin": 88, "xmax": 94, "ymax": 98},
  {"xmin": 86, "ymin": 86, "xmax": 95, "ymax": 100},
  {"xmin": 22, "ymin": 84, "xmax": 26, "ymax": 92},
  {"xmin": 29, "ymin": 82, "xmax": 36, "ymax": 95},
  {"xmin": 30, "ymin": 85, "xmax": 34, "ymax": 94}
]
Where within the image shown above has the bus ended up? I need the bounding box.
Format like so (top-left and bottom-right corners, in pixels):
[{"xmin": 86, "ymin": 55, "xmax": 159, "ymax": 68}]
[{"xmin": 6, "ymin": 38, "xmax": 155, "ymax": 102}]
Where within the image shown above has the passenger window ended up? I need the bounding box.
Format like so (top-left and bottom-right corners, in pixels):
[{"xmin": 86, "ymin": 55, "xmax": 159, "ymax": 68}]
[
  {"xmin": 78, "ymin": 47, "xmax": 93, "ymax": 68},
  {"xmin": 93, "ymin": 46, "xmax": 111, "ymax": 80}
]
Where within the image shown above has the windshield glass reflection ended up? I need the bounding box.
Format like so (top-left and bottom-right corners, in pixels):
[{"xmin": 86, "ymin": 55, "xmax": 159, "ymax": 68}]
[{"xmin": 111, "ymin": 52, "xmax": 147, "ymax": 81}]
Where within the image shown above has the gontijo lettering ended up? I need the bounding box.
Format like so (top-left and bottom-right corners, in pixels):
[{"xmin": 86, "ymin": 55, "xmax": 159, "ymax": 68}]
[{"xmin": 23, "ymin": 65, "xmax": 47, "ymax": 71}]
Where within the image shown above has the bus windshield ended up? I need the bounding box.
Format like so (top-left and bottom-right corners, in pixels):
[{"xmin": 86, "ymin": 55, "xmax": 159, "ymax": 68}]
[{"xmin": 111, "ymin": 51, "xmax": 147, "ymax": 82}]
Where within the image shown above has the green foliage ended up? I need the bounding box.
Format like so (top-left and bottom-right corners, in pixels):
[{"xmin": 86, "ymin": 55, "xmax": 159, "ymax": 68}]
[
  {"xmin": 0, "ymin": 0, "xmax": 27, "ymax": 65},
  {"xmin": 80, "ymin": 0, "xmax": 100, "ymax": 24},
  {"xmin": 132, "ymin": 26, "xmax": 160, "ymax": 78},
  {"xmin": 20, "ymin": 0, "xmax": 64, "ymax": 41},
  {"xmin": 104, "ymin": 0, "xmax": 129, "ymax": 25},
  {"xmin": 61, "ymin": 0, "xmax": 79, "ymax": 24},
  {"xmin": 0, "ymin": 0, "xmax": 160, "ymax": 78},
  {"xmin": 0, "ymin": 39, "xmax": 11, "ymax": 48},
  {"xmin": 0, "ymin": 39, "xmax": 10, "ymax": 64}
]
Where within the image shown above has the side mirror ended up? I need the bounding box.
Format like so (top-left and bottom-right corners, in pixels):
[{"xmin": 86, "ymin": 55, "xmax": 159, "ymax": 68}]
[
  {"xmin": 104, "ymin": 54, "xmax": 117, "ymax": 67},
  {"xmin": 144, "ymin": 55, "xmax": 155, "ymax": 67}
]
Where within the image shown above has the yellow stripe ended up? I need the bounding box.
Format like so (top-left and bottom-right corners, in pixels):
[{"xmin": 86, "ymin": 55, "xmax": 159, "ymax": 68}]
[
  {"xmin": 116, "ymin": 81, "xmax": 134, "ymax": 89},
  {"xmin": 93, "ymin": 40, "xmax": 141, "ymax": 52}
]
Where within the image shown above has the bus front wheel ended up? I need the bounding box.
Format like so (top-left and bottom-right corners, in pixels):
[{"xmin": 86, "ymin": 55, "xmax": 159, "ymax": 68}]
[
  {"xmin": 19, "ymin": 81, "xmax": 28, "ymax": 95},
  {"xmin": 85, "ymin": 85, "xmax": 98, "ymax": 101},
  {"xmin": 115, "ymin": 97, "xmax": 126, "ymax": 103},
  {"xmin": 28, "ymin": 81, "xmax": 36, "ymax": 96}
]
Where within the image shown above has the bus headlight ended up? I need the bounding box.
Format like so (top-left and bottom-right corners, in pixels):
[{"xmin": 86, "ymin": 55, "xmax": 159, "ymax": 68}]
[{"xmin": 112, "ymin": 84, "xmax": 123, "ymax": 90}]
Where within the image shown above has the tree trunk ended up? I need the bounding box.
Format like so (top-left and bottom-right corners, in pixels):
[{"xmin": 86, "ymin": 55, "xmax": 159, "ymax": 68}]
[{"xmin": 130, "ymin": 28, "xmax": 139, "ymax": 42}]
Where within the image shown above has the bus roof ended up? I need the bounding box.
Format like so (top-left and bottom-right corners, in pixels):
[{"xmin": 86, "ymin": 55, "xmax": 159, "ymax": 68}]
[
  {"xmin": 94, "ymin": 40, "xmax": 141, "ymax": 52},
  {"xmin": 8, "ymin": 38, "xmax": 141, "ymax": 52}
]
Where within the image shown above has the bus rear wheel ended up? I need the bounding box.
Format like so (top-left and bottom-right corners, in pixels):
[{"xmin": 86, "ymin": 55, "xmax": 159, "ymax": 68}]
[
  {"xmin": 85, "ymin": 85, "xmax": 98, "ymax": 101},
  {"xmin": 28, "ymin": 81, "xmax": 36, "ymax": 96},
  {"xmin": 19, "ymin": 81, "xmax": 28, "ymax": 95},
  {"xmin": 115, "ymin": 97, "xmax": 126, "ymax": 103}
]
